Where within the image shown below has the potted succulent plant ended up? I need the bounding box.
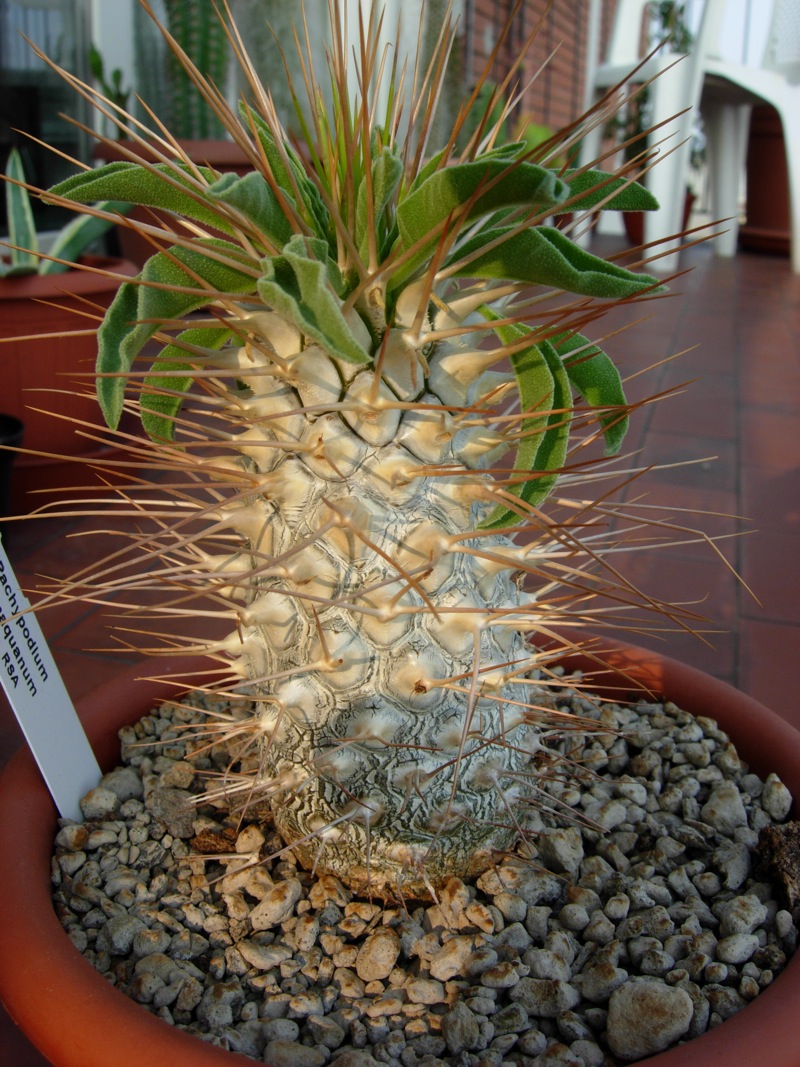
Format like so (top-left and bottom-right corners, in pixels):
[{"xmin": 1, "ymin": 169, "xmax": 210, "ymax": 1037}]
[
  {"xmin": 0, "ymin": 3, "xmax": 798, "ymax": 1066},
  {"xmin": 1, "ymin": 148, "xmax": 135, "ymax": 512},
  {"xmin": 605, "ymin": 1, "xmax": 702, "ymax": 248}
]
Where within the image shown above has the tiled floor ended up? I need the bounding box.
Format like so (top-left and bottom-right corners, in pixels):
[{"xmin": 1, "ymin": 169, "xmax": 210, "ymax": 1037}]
[{"xmin": 1, "ymin": 237, "xmax": 799, "ymax": 1064}]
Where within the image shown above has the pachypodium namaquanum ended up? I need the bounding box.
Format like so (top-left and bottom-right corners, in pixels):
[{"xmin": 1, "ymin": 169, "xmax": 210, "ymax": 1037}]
[{"xmin": 26, "ymin": 0, "xmax": 684, "ymax": 899}]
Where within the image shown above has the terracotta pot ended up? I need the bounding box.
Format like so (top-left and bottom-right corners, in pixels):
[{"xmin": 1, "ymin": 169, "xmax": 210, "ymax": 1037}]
[
  {"xmin": 623, "ymin": 190, "xmax": 696, "ymax": 249},
  {"xmin": 738, "ymin": 105, "xmax": 790, "ymax": 256},
  {"xmin": 0, "ymin": 641, "xmax": 799, "ymax": 1066},
  {"xmin": 0, "ymin": 256, "xmax": 137, "ymax": 513}
]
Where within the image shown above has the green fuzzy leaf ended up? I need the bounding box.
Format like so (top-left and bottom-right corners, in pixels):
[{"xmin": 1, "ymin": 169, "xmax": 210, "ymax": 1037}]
[
  {"xmin": 356, "ymin": 147, "xmax": 403, "ymax": 261},
  {"xmin": 302, "ymin": 180, "xmax": 334, "ymax": 247},
  {"xmin": 208, "ymin": 171, "xmax": 294, "ymax": 250},
  {"xmin": 478, "ymin": 305, "xmax": 554, "ymax": 471},
  {"xmin": 50, "ymin": 161, "xmax": 236, "ymax": 234},
  {"xmin": 141, "ymin": 326, "xmax": 232, "ymax": 441},
  {"xmin": 553, "ymin": 169, "xmax": 660, "ymax": 215},
  {"xmin": 524, "ymin": 339, "xmax": 572, "ymax": 497},
  {"xmin": 97, "ymin": 239, "xmax": 258, "ymax": 429},
  {"xmin": 407, "ymin": 147, "xmax": 446, "ymax": 195},
  {"xmin": 392, "ymin": 158, "xmax": 569, "ymax": 289},
  {"xmin": 407, "ymin": 141, "xmax": 532, "ymax": 201},
  {"xmin": 553, "ymin": 331, "xmax": 629, "ymax": 455},
  {"xmin": 258, "ymin": 236, "xmax": 370, "ymax": 365},
  {"xmin": 448, "ymin": 224, "xmax": 663, "ymax": 299},
  {"xmin": 480, "ymin": 333, "xmax": 572, "ymax": 530},
  {"xmin": 42, "ymin": 200, "xmax": 131, "ymax": 274},
  {"xmin": 240, "ymin": 104, "xmax": 330, "ymax": 238},
  {"xmin": 239, "ymin": 103, "xmax": 304, "ymax": 192},
  {"xmin": 478, "ymin": 141, "xmax": 531, "ymax": 162},
  {"xmin": 96, "ymin": 281, "xmax": 139, "ymax": 427},
  {"xmin": 4, "ymin": 148, "xmax": 38, "ymax": 274}
]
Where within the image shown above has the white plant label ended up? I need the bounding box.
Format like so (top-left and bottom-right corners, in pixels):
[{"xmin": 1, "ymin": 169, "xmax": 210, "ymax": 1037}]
[{"xmin": 0, "ymin": 534, "xmax": 101, "ymax": 821}]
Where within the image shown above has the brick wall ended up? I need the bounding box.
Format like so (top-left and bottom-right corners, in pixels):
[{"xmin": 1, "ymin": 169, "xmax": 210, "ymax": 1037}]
[{"xmin": 466, "ymin": 0, "xmax": 619, "ymax": 134}]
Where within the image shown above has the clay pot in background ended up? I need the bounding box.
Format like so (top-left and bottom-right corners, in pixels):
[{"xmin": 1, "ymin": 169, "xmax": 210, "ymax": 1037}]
[{"xmin": 0, "ymin": 256, "xmax": 137, "ymax": 513}]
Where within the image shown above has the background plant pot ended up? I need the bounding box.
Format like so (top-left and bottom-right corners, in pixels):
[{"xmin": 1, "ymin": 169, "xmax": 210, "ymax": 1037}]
[
  {"xmin": 623, "ymin": 189, "xmax": 696, "ymax": 248},
  {"xmin": 0, "ymin": 642, "xmax": 799, "ymax": 1066},
  {"xmin": 92, "ymin": 141, "xmax": 252, "ymax": 268},
  {"xmin": 0, "ymin": 413, "xmax": 24, "ymax": 518},
  {"xmin": 738, "ymin": 105, "xmax": 790, "ymax": 256},
  {"xmin": 0, "ymin": 256, "xmax": 137, "ymax": 514}
]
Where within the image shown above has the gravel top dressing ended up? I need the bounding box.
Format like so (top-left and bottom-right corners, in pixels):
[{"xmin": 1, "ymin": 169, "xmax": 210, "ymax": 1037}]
[{"xmin": 51, "ymin": 676, "xmax": 798, "ymax": 1066}]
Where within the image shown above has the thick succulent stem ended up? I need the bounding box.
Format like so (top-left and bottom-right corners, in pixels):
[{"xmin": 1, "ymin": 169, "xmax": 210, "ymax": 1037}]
[{"xmin": 195, "ymin": 308, "xmax": 564, "ymax": 898}]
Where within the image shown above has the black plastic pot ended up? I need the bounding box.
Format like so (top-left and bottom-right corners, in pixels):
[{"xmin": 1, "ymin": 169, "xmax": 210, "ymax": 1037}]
[{"xmin": 0, "ymin": 414, "xmax": 24, "ymax": 519}]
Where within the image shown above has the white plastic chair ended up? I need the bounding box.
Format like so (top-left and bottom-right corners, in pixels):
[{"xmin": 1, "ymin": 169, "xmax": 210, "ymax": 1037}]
[
  {"xmin": 579, "ymin": 0, "xmax": 714, "ymax": 274},
  {"xmin": 701, "ymin": 0, "xmax": 800, "ymax": 271},
  {"xmin": 581, "ymin": 0, "xmax": 800, "ymax": 274}
]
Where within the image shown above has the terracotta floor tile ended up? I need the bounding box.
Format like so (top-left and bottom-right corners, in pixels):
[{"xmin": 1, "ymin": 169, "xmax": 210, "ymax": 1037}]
[
  {"xmin": 55, "ymin": 652, "xmax": 149, "ymax": 704},
  {"xmin": 0, "ymin": 1006, "xmax": 49, "ymax": 1067},
  {"xmin": 5, "ymin": 523, "xmax": 136, "ymax": 584},
  {"xmin": 659, "ymin": 630, "xmax": 736, "ymax": 684},
  {"xmin": 634, "ymin": 430, "xmax": 738, "ymax": 493},
  {"xmin": 1, "ymin": 513, "xmax": 70, "ymax": 561},
  {"xmin": 740, "ymin": 362, "xmax": 800, "ymax": 413},
  {"xmin": 55, "ymin": 602, "xmax": 231, "ymax": 663},
  {"xmin": 739, "ymin": 408, "xmax": 800, "ymax": 473},
  {"xmin": 738, "ymin": 329, "xmax": 793, "ymax": 361},
  {"xmin": 582, "ymin": 546, "xmax": 739, "ymax": 686},
  {"xmin": 646, "ymin": 374, "xmax": 738, "ymax": 441},
  {"xmin": 613, "ymin": 481, "xmax": 741, "ymax": 561},
  {"xmin": 0, "ymin": 652, "xmax": 148, "ymax": 770},
  {"xmin": 740, "ymin": 529, "xmax": 800, "ymax": 625},
  {"xmin": 738, "ymin": 617, "xmax": 800, "ymax": 726},
  {"xmin": 0, "ymin": 694, "xmax": 30, "ymax": 771},
  {"xmin": 740, "ymin": 464, "xmax": 800, "ymax": 538},
  {"xmin": 670, "ymin": 331, "xmax": 739, "ymax": 377},
  {"xmin": 0, "ymin": 573, "xmax": 96, "ymax": 643}
]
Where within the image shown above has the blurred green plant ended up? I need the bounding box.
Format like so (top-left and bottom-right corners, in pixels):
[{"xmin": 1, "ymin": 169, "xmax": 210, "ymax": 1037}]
[
  {"xmin": 1, "ymin": 148, "xmax": 129, "ymax": 277},
  {"xmin": 163, "ymin": 0, "xmax": 229, "ymax": 139},
  {"xmin": 88, "ymin": 44, "xmax": 131, "ymax": 140},
  {"xmin": 605, "ymin": 2, "xmax": 701, "ymax": 169}
]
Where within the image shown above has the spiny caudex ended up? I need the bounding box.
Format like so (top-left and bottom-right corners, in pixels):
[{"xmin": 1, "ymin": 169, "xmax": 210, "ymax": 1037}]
[{"xmin": 22, "ymin": 0, "xmax": 700, "ymax": 898}]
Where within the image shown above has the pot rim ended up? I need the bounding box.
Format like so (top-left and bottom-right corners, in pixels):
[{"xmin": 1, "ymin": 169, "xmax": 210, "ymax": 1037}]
[
  {"xmin": 0, "ymin": 256, "xmax": 137, "ymax": 302},
  {"xmin": 0, "ymin": 638, "xmax": 798, "ymax": 1067}
]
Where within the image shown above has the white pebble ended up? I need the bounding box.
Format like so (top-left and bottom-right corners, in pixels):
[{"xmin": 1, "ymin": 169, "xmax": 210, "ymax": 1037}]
[
  {"xmin": 607, "ymin": 980, "xmax": 693, "ymax": 1059},
  {"xmin": 80, "ymin": 787, "xmax": 120, "ymax": 820},
  {"xmin": 559, "ymin": 904, "xmax": 590, "ymax": 931},
  {"xmin": 762, "ymin": 773, "xmax": 793, "ymax": 821},
  {"xmin": 249, "ymin": 878, "xmax": 303, "ymax": 929},
  {"xmin": 717, "ymin": 894, "xmax": 768, "ymax": 936},
  {"xmin": 536, "ymin": 827, "xmax": 584, "ymax": 876},
  {"xmin": 700, "ymin": 782, "xmax": 747, "ymax": 834},
  {"xmin": 356, "ymin": 927, "xmax": 401, "ymax": 982},
  {"xmin": 571, "ymin": 1038, "xmax": 606, "ymax": 1066},
  {"xmin": 716, "ymin": 933, "xmax": 759, "ymax": 964},
  {"xmin": 604, "ymin": 894, "xmax": 630, "ymax": 921},
  {"xmin": 406, "ymin": 978, "xmax": 445, "ymax": 1004},
  {"xmin": 776, "ymin": 910, "xmax": 795, "ymax": 939}
]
